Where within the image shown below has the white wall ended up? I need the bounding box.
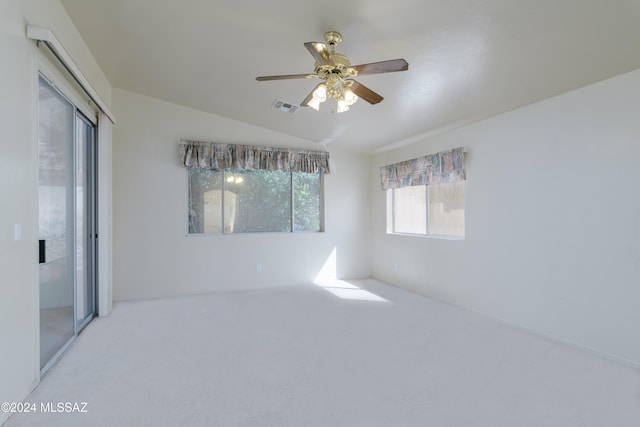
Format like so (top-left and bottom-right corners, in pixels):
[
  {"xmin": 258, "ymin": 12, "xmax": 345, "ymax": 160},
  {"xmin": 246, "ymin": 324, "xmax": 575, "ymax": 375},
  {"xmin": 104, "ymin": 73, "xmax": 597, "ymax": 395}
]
[
  {"xmin": 371, "ymin": 70, "xmax": 640, "ymax": 366},
  {"xmin": 0, "ymin": 0, "xmax": 111, "ymax": 423},
  {"xmin": 111, "ymin": 88, "xmax": 371, "ymax": 301}
]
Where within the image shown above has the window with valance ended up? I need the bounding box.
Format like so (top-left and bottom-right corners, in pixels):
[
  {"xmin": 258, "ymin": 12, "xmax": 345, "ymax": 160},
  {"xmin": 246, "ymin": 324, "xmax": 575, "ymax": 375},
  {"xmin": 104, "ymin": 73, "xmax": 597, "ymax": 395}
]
[
  {"xmin": 380, "ymin": 147, "xmax": 466, "ymax": 238},
  {"xmin": 179, "ymin": 140, "xmax": 329, "ymax": 234}
]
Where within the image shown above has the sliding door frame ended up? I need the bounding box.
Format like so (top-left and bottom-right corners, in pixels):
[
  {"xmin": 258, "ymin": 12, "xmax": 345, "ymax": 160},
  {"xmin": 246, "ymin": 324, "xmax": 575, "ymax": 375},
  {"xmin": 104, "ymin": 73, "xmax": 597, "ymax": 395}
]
[
  {"xmin": 36, "ymin": 63, "xmax": 99, "ymax": 374},
  {"xmin": 75, "ymin": 110, "xmax": 98, "ymax": 333}
]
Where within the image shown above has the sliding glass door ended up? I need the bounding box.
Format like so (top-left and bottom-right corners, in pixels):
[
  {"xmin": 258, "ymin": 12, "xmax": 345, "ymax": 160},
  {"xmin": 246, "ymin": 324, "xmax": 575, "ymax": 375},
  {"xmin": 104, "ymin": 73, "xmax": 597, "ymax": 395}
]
[{"xmin": 38, "ymin": 73, "xmax": 97, "ymax": 371}]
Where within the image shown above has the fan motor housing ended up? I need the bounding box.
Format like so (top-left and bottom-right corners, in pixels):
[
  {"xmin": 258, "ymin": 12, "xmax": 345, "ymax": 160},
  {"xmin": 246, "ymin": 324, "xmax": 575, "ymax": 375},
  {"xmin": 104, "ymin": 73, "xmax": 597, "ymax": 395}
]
[
  {"xmin": 330, "ymin": 53, "xmax": 351, "ymax": 67},
  {"xmin": 315, "ymin": 53, "xmax": 356, "ymax": 80}
]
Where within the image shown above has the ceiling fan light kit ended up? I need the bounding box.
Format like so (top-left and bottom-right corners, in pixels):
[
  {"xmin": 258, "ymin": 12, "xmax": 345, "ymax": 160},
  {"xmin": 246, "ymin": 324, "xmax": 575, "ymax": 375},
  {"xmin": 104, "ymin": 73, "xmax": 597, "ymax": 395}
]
[{"xmin": 256, "ymin": 31, "xmax": 409, "ymax": 113}]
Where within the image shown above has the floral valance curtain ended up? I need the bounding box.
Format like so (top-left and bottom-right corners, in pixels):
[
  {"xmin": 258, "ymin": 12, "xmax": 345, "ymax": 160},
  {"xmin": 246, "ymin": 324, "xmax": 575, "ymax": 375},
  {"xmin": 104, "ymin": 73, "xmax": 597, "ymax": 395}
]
[
  {"xmin": 179, "ymin": 140, "xmax": 331, "ymax": 174},
  {"xmin": 379, "ymin": 147, "xmax": 465, "ymax": 190}
]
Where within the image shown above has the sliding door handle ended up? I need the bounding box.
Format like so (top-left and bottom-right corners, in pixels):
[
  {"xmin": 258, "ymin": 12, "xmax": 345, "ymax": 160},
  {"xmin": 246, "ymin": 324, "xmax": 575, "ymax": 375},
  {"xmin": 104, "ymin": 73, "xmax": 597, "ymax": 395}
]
[{"xmin": 39, "ymin": 239, "xmax": 45, "ymax": 264}]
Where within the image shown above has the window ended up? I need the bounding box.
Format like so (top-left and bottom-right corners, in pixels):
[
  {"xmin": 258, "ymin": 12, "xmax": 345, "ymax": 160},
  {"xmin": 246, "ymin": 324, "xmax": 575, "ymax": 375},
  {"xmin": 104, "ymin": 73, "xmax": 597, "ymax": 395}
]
[
  {"xmin": 387, "ymin": 181, "xmax": 465, "ymax": 238},
  {"xmin": 380, "ymin": 147, "xmax": 466, "ymax": 238},
  {"xmin": 188, "ymin": 169, "xmax": 322, "ymax": 234}
]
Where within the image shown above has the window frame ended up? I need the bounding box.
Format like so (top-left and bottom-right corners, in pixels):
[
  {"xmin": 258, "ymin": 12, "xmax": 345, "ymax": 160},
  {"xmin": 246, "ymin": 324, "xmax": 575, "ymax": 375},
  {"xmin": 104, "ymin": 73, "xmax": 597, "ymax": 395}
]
[
  {"xmin": 186, "ymin": 168, "xmax": 324, "ymax": 235},
  {"xmin": 386, "ymin": 182, "xmax": 465, "ymax": 240}
]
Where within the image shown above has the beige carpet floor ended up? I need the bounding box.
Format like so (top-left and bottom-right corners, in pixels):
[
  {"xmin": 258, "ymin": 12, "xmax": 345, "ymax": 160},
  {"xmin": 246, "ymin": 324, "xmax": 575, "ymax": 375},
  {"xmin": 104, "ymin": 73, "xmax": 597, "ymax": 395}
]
[{"xmin": 5, "ymin": 279, "xmax": 640, "ymax": 426}]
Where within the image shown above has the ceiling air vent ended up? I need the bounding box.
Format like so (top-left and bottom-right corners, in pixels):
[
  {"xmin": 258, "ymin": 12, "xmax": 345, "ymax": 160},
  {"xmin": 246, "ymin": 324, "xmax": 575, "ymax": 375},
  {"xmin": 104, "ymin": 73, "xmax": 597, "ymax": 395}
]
[{"xmin": 271, "ymin": 99, "xmax": 299, "ymax": 114}]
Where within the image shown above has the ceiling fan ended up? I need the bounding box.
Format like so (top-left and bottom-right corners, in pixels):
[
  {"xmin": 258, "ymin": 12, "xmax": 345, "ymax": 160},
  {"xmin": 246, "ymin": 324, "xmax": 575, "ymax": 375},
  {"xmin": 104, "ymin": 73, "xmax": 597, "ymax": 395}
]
[{"xmin": 256, "ymin": 31, "xmax": 409, "ymax": 113}]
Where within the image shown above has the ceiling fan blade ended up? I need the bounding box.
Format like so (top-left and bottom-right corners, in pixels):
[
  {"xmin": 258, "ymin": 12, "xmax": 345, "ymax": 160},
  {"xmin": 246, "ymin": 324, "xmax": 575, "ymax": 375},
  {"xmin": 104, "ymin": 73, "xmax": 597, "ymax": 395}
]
[
  {"xmin": 304, "ymin": 42, "xmax": 333, "ymax": 66},
  {"xmin": 300, "ymin": 83, "xmax": 325, "ymax": 107},
  {"xmin": 256, "ymin": 73, "xmax": 315, "ymax": 81},
  {"xmin": 348, "ymin": 80, "xmax": 384, "ymax": 105},
  {"xmin": 352, "ymin": 58, "xmax": 409, "ymax": 75}
]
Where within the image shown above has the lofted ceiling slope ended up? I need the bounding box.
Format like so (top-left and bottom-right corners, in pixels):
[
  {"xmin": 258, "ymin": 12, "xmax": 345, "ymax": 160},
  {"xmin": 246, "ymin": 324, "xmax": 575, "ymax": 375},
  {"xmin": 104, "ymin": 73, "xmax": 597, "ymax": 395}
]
[{"xmin": 61, "ymin": 0, "xmax": 640, "ymax": 152}]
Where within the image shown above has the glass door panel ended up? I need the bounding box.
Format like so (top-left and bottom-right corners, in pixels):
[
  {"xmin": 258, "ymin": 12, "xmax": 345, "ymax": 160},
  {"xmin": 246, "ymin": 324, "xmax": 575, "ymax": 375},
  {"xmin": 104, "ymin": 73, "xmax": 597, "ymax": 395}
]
[{"xmin": 38, "ymin": 75, "xmax": 75, "ymax": 370}]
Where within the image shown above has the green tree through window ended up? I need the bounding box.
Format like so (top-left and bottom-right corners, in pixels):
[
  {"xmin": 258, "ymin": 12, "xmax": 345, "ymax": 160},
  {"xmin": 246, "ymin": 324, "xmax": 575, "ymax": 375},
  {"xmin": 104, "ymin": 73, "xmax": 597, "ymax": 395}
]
[{"xmin": 188, "ymin": 169, "xmax": 322, "ymax": 234}]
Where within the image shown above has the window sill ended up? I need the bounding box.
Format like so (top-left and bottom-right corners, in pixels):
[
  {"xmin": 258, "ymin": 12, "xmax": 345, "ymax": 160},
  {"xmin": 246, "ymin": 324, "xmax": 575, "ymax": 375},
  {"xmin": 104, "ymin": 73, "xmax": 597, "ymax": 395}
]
[
  {"xmin": 187, "ymin": 231, "xmax": 325, "ymax": 237},
  {"xmin": 386, "ymin": 232, "xmax": 464, "ymax": 241}
]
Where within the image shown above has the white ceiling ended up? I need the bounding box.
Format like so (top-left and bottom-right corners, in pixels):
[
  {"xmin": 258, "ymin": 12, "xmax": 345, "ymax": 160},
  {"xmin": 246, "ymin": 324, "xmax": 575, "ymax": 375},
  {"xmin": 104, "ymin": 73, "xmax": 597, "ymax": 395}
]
[{"xmin": 61, "ymin": 0, "xmax": 640, "ymax": 152}]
